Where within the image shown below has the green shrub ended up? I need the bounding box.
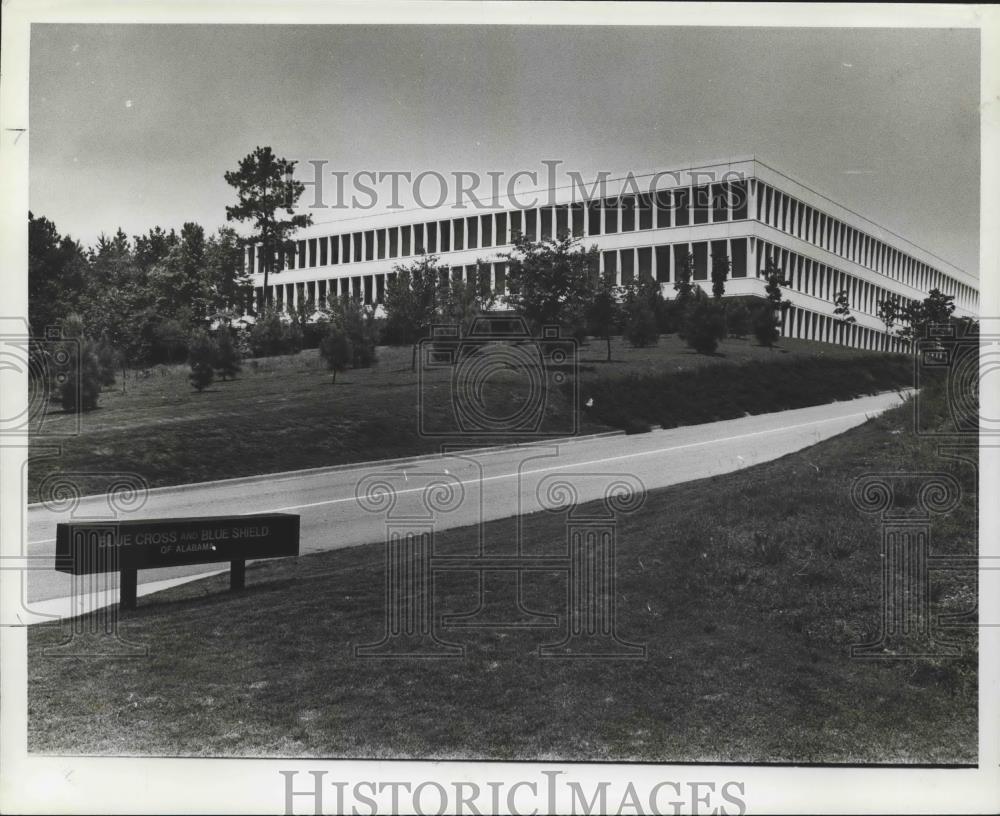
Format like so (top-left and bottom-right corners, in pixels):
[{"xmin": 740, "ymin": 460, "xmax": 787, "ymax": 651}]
[
  {"xmin": 752, "ymin": 304, "xmax": 780, "ymax": 347},
  {"xmin": 725, "ymin": 302, "xmax": 751, "ymax": 338},
  {"xmin": 214, "ymin": 327, "xmax": 242, "ymax": 380},
  {"xmin": 681, "ymin": 289, "xmax": 726, "ymax": 354},
  {"xmin": 248, "ymin": 308, "xmax": 302, "ymax": 357},
  {"xmin": 59, "ymin": 340, "xmax": 101, "ymax": 412},
  {"xmin": 318, "ymin": 322, "xmax": 353, "ymax": 383},
  {"xmin": 188, "ymin": 330, "xmax": 217, "ymax": 392}
]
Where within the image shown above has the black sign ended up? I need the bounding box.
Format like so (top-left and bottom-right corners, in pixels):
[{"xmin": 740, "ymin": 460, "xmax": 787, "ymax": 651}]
[{"xmin": 55, "ymin": 513, "xmax": 300, "ymax": 575}]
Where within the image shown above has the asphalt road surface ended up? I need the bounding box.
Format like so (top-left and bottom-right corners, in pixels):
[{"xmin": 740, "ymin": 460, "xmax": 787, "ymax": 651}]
[{"xmin": 17, "ymin": 391, "xmax": 907, "ymax": 618}]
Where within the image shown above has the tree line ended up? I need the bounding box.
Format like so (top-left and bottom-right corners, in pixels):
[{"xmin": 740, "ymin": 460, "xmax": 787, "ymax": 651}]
[{"xmin": 29, "ymin": 144, "xmax": 970, "ymax": 414}]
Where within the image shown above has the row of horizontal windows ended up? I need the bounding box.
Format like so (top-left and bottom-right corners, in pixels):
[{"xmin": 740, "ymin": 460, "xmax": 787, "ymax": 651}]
[
  {"xmin": 255, "ymin": 274, "xmax": 903, "ymax": 355},
  {"xmin": 783, "ymin": 306, "xmax": 905, "ymax": 353},
  {"xmin": 247, "ymin": 178, "xmax": 975, "ymax": 315},
  {"xmin": 754, "ymin": 180, "xmax": 975, "ymax": 312},
  {"xmin": 258, "ymin": 236, "xmax": 903, "ymax": 323},
  {"xmin": 246, "ymin": 180, "xmax": 753, "ymax": 273},
  {"xmin": 756, "ymin": 240, "xmax": 914, "ymax": 319}
]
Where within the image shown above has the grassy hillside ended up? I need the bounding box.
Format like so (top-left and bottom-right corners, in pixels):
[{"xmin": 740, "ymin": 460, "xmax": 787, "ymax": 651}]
[
  {"xmin": 27, "ymin": 371, "xmax": 976, "ymax": 761},
  {"xmin": 28, "ymin": 336, "xmax": 912, "ymax": 501}
]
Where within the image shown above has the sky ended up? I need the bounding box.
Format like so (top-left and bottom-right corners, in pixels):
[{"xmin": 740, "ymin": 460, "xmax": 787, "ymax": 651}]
[{"xmin": 29, "ymin": 24, "xmax": 981, "ymax": 275}]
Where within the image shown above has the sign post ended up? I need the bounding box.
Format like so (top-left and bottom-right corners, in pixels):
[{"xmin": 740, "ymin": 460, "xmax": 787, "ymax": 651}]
[{"xmin": 56, "ymin": 513, "xmax": 300, "ymax": 609}]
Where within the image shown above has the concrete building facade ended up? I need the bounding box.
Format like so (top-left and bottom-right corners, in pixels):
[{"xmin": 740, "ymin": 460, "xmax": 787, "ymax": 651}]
[{"xmin": 246, "ymin": 157, "xmax": 979, "ymax": 351}]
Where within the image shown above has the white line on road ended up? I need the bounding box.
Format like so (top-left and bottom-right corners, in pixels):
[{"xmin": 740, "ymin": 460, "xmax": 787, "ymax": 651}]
[{"xmin": 27, "ymin": 405, "xmax": 889, "ymax": 543}]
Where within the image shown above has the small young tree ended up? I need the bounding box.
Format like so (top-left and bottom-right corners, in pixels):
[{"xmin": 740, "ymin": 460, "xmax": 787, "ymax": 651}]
[
  {"xmin": 876, "ymin": 297, "xmax": 899, "ymax": 333},
  {"xmin": 94, "ymin": 338, "xmax": 118, "ymax": 389},
  {"xmin": 752, "ymin": 303, "xmax": 780, "ymax": 348},
  {"xmin": 710, "ymin": 253, "xmax": 730, "ymax": 300},
  {"xmin": 384, "ymin": 254, "xmax": 449, "ymax": 370},
  {"xmin": 318, "ymin": 321, "xmax": 353, "ymax": 384},
  {"xmin": 833, "ymin": 289, "xmax": 856, "ymax": 345},
  {"xmin": 327, "ymin": 295, "xmax": 378, "ymax": 369},
  {"xmin": 682, "ymin": 286, "xmax": 726, "ymax": 354},
  {"xmin": 621, "ymin": 280, "xmax": 660, "ymax": 348},
  {"xmin": 587, "ymin": 272, "xmax": 620, "ymax": 362},
  {"xmin": 673, "ymin": 252, "xmax": 695, "ymax": 300},
  {"xmin": 501, "ymin": 233, "xmax": 598, "ymax": 336},
  {"xmin": 756, "ymin": 256, "xmax": 791, "ymax": 348},
  {"xmin": 188, "ymin": 330, "xmax": 217, "ymax": 392},
  {"xmin": 215, "ymin": 326, "xmax": 242, "ymax": 380},
  {"xmin": 724, "ymin": 301, "xmax": 751, "ymax": 338},
  {"xmin": 60, "ymin": 340, "xmax": 101, "ymax": 412}
]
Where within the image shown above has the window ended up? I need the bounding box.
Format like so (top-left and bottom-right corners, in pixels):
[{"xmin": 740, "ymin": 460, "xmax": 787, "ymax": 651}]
[
  {"xmin": 692, "ymin": 186, "xmax": 710, "ymax": 225},
  {"xmin": 637, "ymin": 246, "xmax": 652, "ymax": 281},
  {"xmin": 674, "ymin": 188, "xmax": 690, "ymax": 227},
  {"xmin": 587, "ymin": 202, "xmax": 602, "ymax": 235},
  {"xmin": 453, "ymin": 218, "xmax": 465, "ymax": 250},
  {"xmin": 638, "ymin": 194, "xmax": 653, "ymax": 230},
  {"xmin": 540, "ymin": 208, "xmax": 552, "ymax": 240},
  {"xmin": 731, "ymin": 238, "xmax": 747, "ymax": 278},
  {"xmin": 655, "ymin": 245, "xmax": 671, "ymax": 282},
  {"xmin": 496, "ymin": 212, "xmax": 508, "ymax": 244},
  {"xmin": 413, "ymin": 224, "xmax": 425, "ymax": 254},
  {"xmin": 507, "ymin": 211, "xmax": 519, "ymax": 242},
  {"xmin": 693, "ymin": 242, "xmax": 708, "ymax": 280},
  {"xmin": 712, "ymin": 183, "xmax": 728, "ymax": 223},
  {"xmin": 620, "ymin": 249, "xmax": 635, "ymax": 285},
  {"xmin": 466, "ymin": 215, "xmax": 478, "ymax": 249},
  {"xmin": 655, "ymin": 189, "xmax": 671, "ymax": 228},
  {"xmin": 603, "ymin": 198, "xmax": 619, "ymax": 233},
  {"xmin": 439, "ymin": 221, "xmax": 450, "ymax": 252},
  {"xmin": 621, "ymin": 197, "xmax": 636, "ymax": 232},
  {"xmin": 731, "ymin": 180, "xmax": 748, "ymax": 220},
  {"xmin": 556, "ymin": 205, "xmax": 569, "ymax": 238},
  {"xmin": 426, "ymin": 222, "xmax": 437, "ymax": 254},
  {"xmin": 480, "ymin": 214, "xmax": 492, "ymax": 248},
  {"xmin": 602, "ymin": 250, "xmax": 618, "ymax": 281}
]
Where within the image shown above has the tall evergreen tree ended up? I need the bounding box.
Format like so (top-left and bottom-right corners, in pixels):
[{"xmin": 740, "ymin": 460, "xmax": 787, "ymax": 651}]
[{"xmin": 224, "ymin": 146, "xmax": 313, "ymax": 310}]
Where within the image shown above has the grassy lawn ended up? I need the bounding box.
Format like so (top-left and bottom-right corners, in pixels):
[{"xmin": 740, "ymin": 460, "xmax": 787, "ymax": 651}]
[
  {"xmin": 28, "ymin": 335, "xmax": 911, "ymax": 502},
  {"xmin": 27, "ymin": 377, "xmax": 977, "ymax": 761}
]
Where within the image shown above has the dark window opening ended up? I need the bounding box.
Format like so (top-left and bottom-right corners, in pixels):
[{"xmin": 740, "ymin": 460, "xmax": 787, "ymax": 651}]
[
  {"xmin": 693, "ymin": 242, "xmax": 708, "ymax": 280},
  {"xmin": 731, "ymin": 238, "xmax": 747, "ymax": 278},
  {"xmin": 603, "ymin": 199, "xmax": 619, "ymax": 233},
  {"xmin": 655, "ymin": 245, "xmax": 671, "ymax": 282},
  {"xmin": 587, "ymin": 202, "xmax": 602, "ymax": 235},
  {"xmin": 638, "ymin": 194, "xmax": 653, "ymax": 230},
  {"xmin": 711, "ymin": 183, "xmax": 728, "ymax": 223},
  {"xmin": 674, "ymin": 188, "xmax": 690, "ymax": 226},
  {"xmin": 621, "ymin": 197, "xmax": 636, "ymax": 232}
]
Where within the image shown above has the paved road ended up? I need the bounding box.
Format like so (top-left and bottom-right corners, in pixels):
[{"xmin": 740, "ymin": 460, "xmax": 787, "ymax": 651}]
[{"xmin": 16, "ymin": 391, "xmax": 907, "ymax": 618}]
